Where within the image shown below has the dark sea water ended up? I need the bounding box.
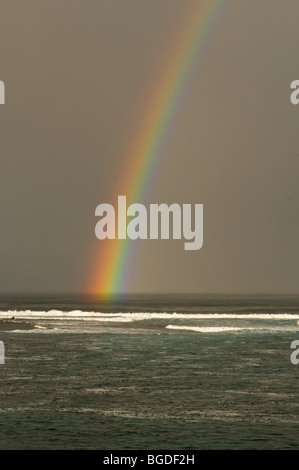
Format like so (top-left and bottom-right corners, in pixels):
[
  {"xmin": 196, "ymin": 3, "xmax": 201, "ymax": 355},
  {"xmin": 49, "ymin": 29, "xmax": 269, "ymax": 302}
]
[{"xmin": 0, "ymin": 294, "xmax": 299, "ymax": 450}]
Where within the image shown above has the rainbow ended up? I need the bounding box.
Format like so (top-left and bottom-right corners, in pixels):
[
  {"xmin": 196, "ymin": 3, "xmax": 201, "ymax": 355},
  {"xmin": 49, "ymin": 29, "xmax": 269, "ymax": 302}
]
[{"xmin": 89, "ymin": 0, "xmax": 226, "ymax": 300}]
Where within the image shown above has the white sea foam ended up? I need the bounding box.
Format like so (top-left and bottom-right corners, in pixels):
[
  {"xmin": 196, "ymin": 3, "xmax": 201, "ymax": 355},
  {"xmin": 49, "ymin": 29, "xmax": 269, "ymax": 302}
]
[
  {"xmin": 166, "ymin": 325, "xmax": 251, "ymax": 333},
  {"xmin": 0, "ymin": 310, "xmax": 299, "ymax": 321}
]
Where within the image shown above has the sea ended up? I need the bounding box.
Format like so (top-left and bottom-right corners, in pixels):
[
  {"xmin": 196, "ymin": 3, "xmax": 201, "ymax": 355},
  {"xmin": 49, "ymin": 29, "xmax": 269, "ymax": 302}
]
[{"xmin": 0, "ymin": 294, "xmax": 299, "ymax": 450}]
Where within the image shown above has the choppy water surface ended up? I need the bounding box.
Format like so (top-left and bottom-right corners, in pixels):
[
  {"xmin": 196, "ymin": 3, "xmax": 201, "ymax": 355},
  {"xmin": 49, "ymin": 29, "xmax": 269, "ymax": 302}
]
[{"xmin": 0, "ymin": 294, "xmax": 299, "ymax": 449}]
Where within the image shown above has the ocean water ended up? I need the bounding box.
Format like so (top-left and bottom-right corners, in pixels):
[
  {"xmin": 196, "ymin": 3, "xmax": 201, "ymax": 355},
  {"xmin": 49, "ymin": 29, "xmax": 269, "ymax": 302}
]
[{"xmin": 0, "ymin": 294, "xmax": 299, "ymax": 450}]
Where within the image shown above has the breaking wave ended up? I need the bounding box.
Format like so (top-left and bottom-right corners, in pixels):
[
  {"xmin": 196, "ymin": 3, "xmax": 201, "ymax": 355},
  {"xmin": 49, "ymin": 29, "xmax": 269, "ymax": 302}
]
[
  {"xmin": 1, "ymin": 310, "xmax": 299, "ymax": 321},
  {"xmin": 165, "ymin": 325, "xmax": 252, "ymax": 333}
]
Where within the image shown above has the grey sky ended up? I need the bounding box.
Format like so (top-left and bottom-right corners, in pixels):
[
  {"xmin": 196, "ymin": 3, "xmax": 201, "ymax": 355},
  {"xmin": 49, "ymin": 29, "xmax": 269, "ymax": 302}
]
[{"xmin": 0, "ymin": 0, "xmax": 299, "ymax": 294}]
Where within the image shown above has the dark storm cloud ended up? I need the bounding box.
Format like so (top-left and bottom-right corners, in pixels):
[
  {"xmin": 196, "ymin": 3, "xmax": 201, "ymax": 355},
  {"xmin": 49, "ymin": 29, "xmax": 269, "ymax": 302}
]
[{"xmin": 0, "ymin": 0, "xmax": 298, "ymax": 294}]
